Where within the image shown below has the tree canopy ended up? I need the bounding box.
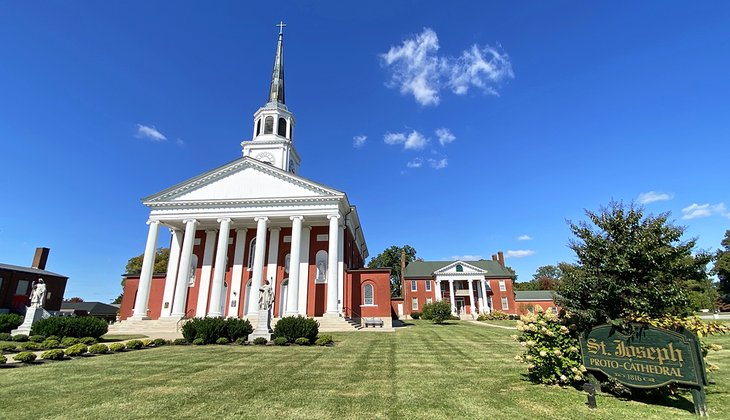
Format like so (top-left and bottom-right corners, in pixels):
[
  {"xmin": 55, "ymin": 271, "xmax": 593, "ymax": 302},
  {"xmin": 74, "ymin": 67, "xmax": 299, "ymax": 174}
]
[
  {"xmin": 125, "ymin": 247, "xmax": 170, "ymax": 274},
  {"xmin": 367, "ymin": 245, "xmax": 417, "ymax": 297},
  {"xmin": 514, "ymin": 264, "xmax": 567, "ymax": 291},
  {"xmin": 556, "ymin": 202, "xmax": 710, "ymax": 326},
  {"xmin": 713, "ymin": 230, "xmax": 730, "ymax": 306},
  {"xmin": 63, "ymin": 297, "xmax": 84, "ymax": 303}
]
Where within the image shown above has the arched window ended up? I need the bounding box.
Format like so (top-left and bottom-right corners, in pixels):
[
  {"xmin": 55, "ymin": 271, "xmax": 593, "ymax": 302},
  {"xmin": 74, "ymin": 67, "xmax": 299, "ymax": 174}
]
[
  {"xmin": 315, "ymin": 250, "xmax": 328, "ymax": 283},
  {"xmin": 243, "ymin": 280, "xmax": 252, "ymax": 315},
  {"xmin": 277, "ymin": 118, "xmax": 287, "ymax": 137},
  {"xmin": 188, "ymin": 254, "xmax": 199, "ymax": 286},
  {"xmin": 455, "ymin": 264, "xmax": 463, "ymax": 272},
  {"xmin": 247, "ymin": 238, "xmax": 256, "ymax": 270},
  {"xmin": 363, "ymin": 284, "xmax": 374, "ymax": 305},
  {"xmin": 264, "ymin": 116, "xmax": 274, "ymax": 134},
  {"xmin": 256, "ymin": 119, "xmax": 261, "ymax": 136}
]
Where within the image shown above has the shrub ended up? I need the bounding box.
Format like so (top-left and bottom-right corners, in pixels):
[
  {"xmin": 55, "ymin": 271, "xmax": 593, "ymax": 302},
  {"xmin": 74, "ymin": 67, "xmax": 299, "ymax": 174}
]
[
  {"xmin": 19, "ymin": 342, "xmax": 41, "ymax": 351},
  {"xmin": 88, "ymin": 344, "xmax": 109, "ymax": 354},
  {"xmin": 273, "ymin": 316, "xmax": 319, "ymax": 343},
  {"xmin": 216, "ymin": 337, "xmax": 229, "ymax": 345},
  {"xmin": 172, "ymin": 338, "xmax": 188, "ymax": 346},
  {"xmin": 41, "ymin": 339, "xmax": 61, "ymax": 349},
  {"xmin": 294, "ymin": 337, "xmax": 310, "ymax": 346},
  {"xmin": 0, "ymin": 354, "xmax": 5, "ymax": 364},
  {"xmin": 315, "ymin": 335, "xmax": 333, "ymax": 346},
  {"xmin": 126, "ymin": 340, "xmax": 144, "ymax": 350},
  {"xmin": 152, "ymin": 338, "xmax": 166, "ymax": 347},
  {"xmin": 64, "ymin": 343, "xmax": 88, "ymax": 357},
  {"xmin": 0, "ymin": 314, "xmax": 23, "ymax": 334},
  {"xmin": 142, "ymin": 339, "xmax": 154, "ymax": 347},
  {"xmin": 31, "ymin": 316, "xmax": 108, "ymax": 339},
  {"xmin": 61, "ymin": 337, "xmax": 80, "ymax": 347},
  {"xmin": 108, "ymin": 343, "xmax": 126, "ymax": 352},
  {"xmin": 253, "ymin": 337, "xmax": 267, "ymax": 345},
  {"xmin": 47, "ymin": 335, "xmax": 60, "ymax": 342},
  {"xmin": 0, "ymin": 332, "xmax": 12, "ymax": 341},
  {"xmin": 15, "ymin": 351, "xmax": 37, "ymax": 363},
  {"xmin": 80, "ymin": 337, "xmax": 98, "ymax": 345},
  {"xmin": 234, "ymin": 337, "xmax": 247, "ymax": 345},
  {"xmin": 478, "ymin": 311, "xmax": 510, "ymax": 321},
  {"xmin": 273, "ymin": 337, "xmax": 287, "ymax": 346},
  {"xmin": 410, "ymin": 311, "xmax": 421, "ymax": 320},
  {"xmin": 29, "ymin": 335, "xmax": 46, "ymax": 343},
  {"xmin": 181, "ymin": 317, "xmax": 253, "ymax": 344},
  {"xmin": 421, "ymin": 303, "xmax": 433, "ymax": 320},
  {"xmin": 0, "ymin": 342, "xmax": 18, "ymax": 353},
  {"xmin": 41, "ymin": 349, "xmax": 65, "ymax": 360},
  {"xmin": 428, "ymin": 301, "xmax": 453, "ymax": 324},
  {"xmin": 12, "ymin": 334, "xmax": 29, "ymax": 342},
  {"xmin": 192, "ymin": 338, "xmax": 205, "ymax": 345}
]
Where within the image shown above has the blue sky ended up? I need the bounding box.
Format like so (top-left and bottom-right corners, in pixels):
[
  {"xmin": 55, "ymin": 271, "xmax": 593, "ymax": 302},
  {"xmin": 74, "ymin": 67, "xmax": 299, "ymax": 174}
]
[{"xmin": 1, "ymin": 2, "xmax": 728, "ymax": 301}]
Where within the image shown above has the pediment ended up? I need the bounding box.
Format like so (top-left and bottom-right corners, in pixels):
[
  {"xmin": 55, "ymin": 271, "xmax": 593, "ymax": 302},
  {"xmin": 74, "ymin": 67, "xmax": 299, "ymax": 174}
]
[
  {"xmin": 433, "ymin": 261, "xmax": 487, "ymax": 275},
  {"xmin": 143, "ymin": 157, "xmax": 343, "ymax": 204}
]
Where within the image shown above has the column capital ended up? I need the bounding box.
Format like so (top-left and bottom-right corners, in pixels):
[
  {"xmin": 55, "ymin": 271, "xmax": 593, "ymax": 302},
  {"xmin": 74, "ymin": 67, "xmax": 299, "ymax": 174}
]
[
  {"xmin": 235, "ymin": 227, "xmax": 248, "ymax": 234},
  {"xmin": 303, "ymin": 226, "xmax": 312, "ymax": 231},
  {"xmin": 289, "ymin": 215, "xmax": 304, "ymax": 221},
  {"xmin": 146, "ymin": 220, "xmax": 161, "ymax": 226},
  {"xmin": 327, "ymin": 214, "xmax": 340, "ymax": 220},
  {"xmin": 183, "ymin": 218, "xmax": 199, "ymax": 225},
  {"xmin": 205, "ymin": 229, "xmax": 217, "ymax": 234},
  {"xmin": 217, "ymin": 218, "xmax": 232, "ymax": 224},
  {"xmin": 269, "ymin": 227, "xmax": 281, "ymax": 232},
  {"xmin": 448, "ymin": 279, "xmax": 454, "ymax": 283},
  {"xmin": 254, "ymin": 216, "xmax": 269, "ymax": 223}
]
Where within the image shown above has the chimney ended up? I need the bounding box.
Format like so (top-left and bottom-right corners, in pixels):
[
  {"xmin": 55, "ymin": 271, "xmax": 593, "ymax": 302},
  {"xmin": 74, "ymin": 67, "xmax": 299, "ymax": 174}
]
[
  {"xmin": 498, "ymin": 251, "xmax": 505, "ymax": 267},
  {"xmin": 491, "ymin": 254, "xmax": 497, "ymax": 261},
  {"xmin": 32, "ymin": 247, "xmax": 50, "ymax": 270}
]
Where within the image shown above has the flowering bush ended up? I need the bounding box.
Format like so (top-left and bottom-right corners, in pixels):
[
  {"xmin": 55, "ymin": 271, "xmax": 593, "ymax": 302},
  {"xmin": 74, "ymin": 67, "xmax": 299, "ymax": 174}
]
[{"xmin": 514, "ymin": 308, "xmax": 585, "ymax": 385}]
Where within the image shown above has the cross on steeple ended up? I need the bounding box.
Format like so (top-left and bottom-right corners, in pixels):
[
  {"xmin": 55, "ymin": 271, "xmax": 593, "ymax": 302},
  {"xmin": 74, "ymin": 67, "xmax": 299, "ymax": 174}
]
[{"xmin": 276, "ymin": 21, "xmax": 286, "ymax": 35}]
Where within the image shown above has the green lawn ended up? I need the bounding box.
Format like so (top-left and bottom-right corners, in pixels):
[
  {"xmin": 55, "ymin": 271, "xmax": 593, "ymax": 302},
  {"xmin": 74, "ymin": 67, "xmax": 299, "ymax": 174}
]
[{"xmin": 2, "ymin": 321, "xmax": 728, "ymax": 419}]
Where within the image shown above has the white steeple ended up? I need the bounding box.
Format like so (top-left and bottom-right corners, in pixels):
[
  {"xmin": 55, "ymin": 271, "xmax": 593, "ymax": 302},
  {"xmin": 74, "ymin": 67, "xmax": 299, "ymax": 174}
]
[{"xmin": 241, "ymin": 21, "xmax": 301, "ymax": 174}]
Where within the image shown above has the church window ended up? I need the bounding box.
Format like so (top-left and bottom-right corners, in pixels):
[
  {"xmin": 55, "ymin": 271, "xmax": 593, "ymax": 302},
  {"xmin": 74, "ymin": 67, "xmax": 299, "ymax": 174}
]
[
  {"xmin": 264, "ymin": 116, "xmax": 274, "ymax": 134},
  {"xmin": 247, "ymin": 238, "xmax": 256, "ymax": 270},
  {"xmin": 455, "ymin": 264, "xmax": 463, "ymax": 272},
  {"xmin": 499, "ymin": 280, "xmax": 506, "ymax": 291},
  {"xmin": 16, "ymin": 279, "xmax": 29, "ymax": 295},
  {"xmin": 411, "ymin": 280, "xmax": 417, "ymax": 292},
  {"xmin": 501, "ymin": 297, "xmax": 509, "ymax": 310},
  {"xmin": 411, "ymin": 297, "xmax": 418, "ymax": 311},
  {"xmin": 315, "ymin": 250, "xmax": 328, "ymax": 283},
  {"xmin": 256, "ymin": 119, "xmax": 261, "ymax": 136},
  {"xmin": 277, "ymin": 118, "xmax": 287, "ymax": 137},
  {"xmin": 425, "ymin": 280, "xmax": 431, "ymax": 292},
  {"xmin": 188, "ymin": 255, "xmax": 198, "ymax": 286},
  {"xmin": 363, "ymin": 284, "xmax": 374, "ymax": 305}
]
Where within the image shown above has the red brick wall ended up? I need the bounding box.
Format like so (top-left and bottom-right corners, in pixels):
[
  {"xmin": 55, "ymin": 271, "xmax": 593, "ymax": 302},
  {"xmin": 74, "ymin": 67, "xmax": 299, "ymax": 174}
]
[
  {"xmin": 515, "ymin": 299, "xmax": 559, "ymax": 315},
  {"xmin": 488, "ymin": 278, "xmax": 518, "ymax": 314},
  {"xmin": 344, "ymin": 269, "xmax": 391, "ymax": 319},
  {"xmin": 0, "ymin": 269, "xmax": 67, "ymax": 313},
  {"xmin": 402, "ymin": 277, "xmax": 437, "ymax": 315}
]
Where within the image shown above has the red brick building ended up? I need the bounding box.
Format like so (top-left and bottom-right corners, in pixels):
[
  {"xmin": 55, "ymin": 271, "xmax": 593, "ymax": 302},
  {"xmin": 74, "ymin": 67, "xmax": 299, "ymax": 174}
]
[
  {"xmin": 0, "ymin": 248, "xmax": 67, "ymax": 314},
  {"xmin": 514, "ymin": 290, "xmax": 559, "ymax": 315}
]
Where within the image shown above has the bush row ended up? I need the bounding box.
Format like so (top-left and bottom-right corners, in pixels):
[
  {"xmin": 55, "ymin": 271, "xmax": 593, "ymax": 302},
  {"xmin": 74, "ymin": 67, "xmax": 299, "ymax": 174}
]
[
  {"xmin": 0, "ymin": 314, "xmax": 23, "ymax": 334},
  {"xmin": 272, "ymin": 316, "xmax": 319, "ymax": 343},
  {"xmin": 31, "ymin": 316, "xmax": 108, "ymax": 338},
  {"xmin": 181, "ymin": 317, "xmax": 253, "ymax": 344}
]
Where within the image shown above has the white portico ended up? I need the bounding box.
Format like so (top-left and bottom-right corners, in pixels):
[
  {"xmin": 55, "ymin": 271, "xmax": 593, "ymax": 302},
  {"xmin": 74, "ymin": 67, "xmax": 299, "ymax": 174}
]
[{"xmin": 433, "ymin": 261, "xmax": 492, "ymax": 316}]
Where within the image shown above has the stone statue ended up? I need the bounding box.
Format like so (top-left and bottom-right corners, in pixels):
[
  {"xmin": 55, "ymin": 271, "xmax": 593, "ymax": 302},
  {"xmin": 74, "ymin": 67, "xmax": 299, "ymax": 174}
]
[
  {"xmin": 29, "ymin": 279, "xmax": 46, "ymax": 309},
  {"xmin": 316, "ymin": 260, "xmax": 327, "ymax": 281},
  {"xmin": 258, "ymin": 280, "xmax": 274, "ymax": 311}
]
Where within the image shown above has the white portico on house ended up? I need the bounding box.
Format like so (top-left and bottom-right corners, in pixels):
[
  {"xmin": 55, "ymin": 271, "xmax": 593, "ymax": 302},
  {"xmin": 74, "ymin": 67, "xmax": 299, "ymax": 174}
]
[{"xmin": 118, "ymin": 25, "xmax": 378, "ymax": 329}]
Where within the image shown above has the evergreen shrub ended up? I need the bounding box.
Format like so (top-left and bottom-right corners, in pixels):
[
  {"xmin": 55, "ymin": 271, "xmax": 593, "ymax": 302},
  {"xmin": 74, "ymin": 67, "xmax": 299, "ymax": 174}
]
[
  {"xmin": 88, "ymin": 344, "xmax": 109, "ymax": 354},
  {"xmin": 12, "ymin": 334, "xmax": 29, "ymax": 342},
  {"xmin": 0, "ymin": 332, "xmax": 12, "ymax": 341},
  {"xmin": 172, "ymin": 338, "xmax": 188, "ymax": 346},
  {"xmin": 142, "ymin": 339, "xmax": 154, "ymax": 347},
  {"xmin": 80, "ymin": 337, "xmax": 98, "ymax": 345},
  {"xmin": 215, "ymin": 337, "xmax": 229, "ymax": 345},
  {"xmin": 315, "ymin": 334, "xmax": 333, "ymax": 346},
  {"xmin": 0, "ymin": 354, "xmax": 6, "ymax": 364},
  {"xmin": 15, "ymin": 351, "xmax": 36, "ymax": 363},
  {"xmin": 64, "ymin": 344, "xmax": 88, "ymax": 357},
  {"xmin": 410, "ymin": 312, "xmax": 421, "ymax": 320},
  {"xmin": 61, "ymin": 337, "xmax": 80, "ymax": 347},
  {"xmin": 0, "ymin": 343, "xmax": 18, "ymax": 352},
  {"xmin": 41, "ymin": 339, "xmax": 61, "ymax": 349},
  {"xmin": 273, "ymin": 337, "xmax": 287, "ymax": 346},
  {"xmin": 478, "ymin": 311, "xmax": 510, "ymax": 321},
  {"xmin": 108, "ymin": 343, "xmax": 126, "ymax": 352},
  {"xmin": 41, "ymin": 349, "xmax": 65, "ymax": 360},
  {"xmin": 253, "ymin": 337, "xmax": 267, "ymax": 345},
  {"xmin": 428, "ymin": 301, "xmax": 453, "ymax": 324},
  {"xmin": 29, "ymin": 335, "xmax": 46, "ymax": 343},
  {"xmin": 0, "ymin": 314, "xmax": 23, "ymax": 334},
  {"xmin": 294, "ymin": 337, "xmax": 310, "ymax": 346},
  {"xmin": 19, "ymin": 342, "xmax": 41, "ymax": 351},
  {"xmin": 192, "ymin": 338, "xmax": 205, "ymax": 345},
  {"xmin": 32, "ymin": 316, "xmax": 108, "ymax": 338},
  {"xmin": 234, "ymin": 337, "xmax": 247, "ymax": 345},
  {"xmin": 152, "ymin": 338, "xmax": 166, "ymax": 347},
  {"xmin": 181, "ymin": 317, "xmax": 253, "ymax": 344},
  {"xmin": 272, "ymin": 316, "xmax": 319, "ymax": 343},
  {"xmin": 125, "ymin": 340, "xmax": 143, "ymax": 350}
]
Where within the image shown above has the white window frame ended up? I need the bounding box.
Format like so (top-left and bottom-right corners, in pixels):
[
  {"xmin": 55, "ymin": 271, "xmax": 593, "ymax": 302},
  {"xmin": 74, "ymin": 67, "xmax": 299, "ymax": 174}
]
[
  {"xmin": 411, "ymin": 280, "xmax": 417, "ymax": 292},
  {"xmin": 247, "ymin": 238, "xmax": 256, "ymax": 270},
  {"xmin": 363, "ymin": 284, "xmax": 374, "ymax": 305},
  {"xmin": 425, "ymin": 280, "xmax": 431, "ymax": 292},
  {"xmin": 501, "ymin": 296, "xmax": 509, "ymax": 310},
  {"xmin": 426, "ymin": 297, "xmax": 432, "ymax": 305},
  {"xmin": 411, "ymin": 297, "xmax": 419, "ymax": 310},
  {"xmin": 499, "ymin": 280, "xmax": 506, "ymax": 292}
]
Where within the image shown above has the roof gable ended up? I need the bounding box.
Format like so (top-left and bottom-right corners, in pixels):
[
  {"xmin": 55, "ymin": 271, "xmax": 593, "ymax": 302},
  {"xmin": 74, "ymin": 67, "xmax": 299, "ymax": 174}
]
[
  {"xmin": 404, "ymin": 260, "xmax": 515, "ymax": 278},
  {"xmin": 433, "ymin": 261, "xmax": 486, "ymax": 275}
]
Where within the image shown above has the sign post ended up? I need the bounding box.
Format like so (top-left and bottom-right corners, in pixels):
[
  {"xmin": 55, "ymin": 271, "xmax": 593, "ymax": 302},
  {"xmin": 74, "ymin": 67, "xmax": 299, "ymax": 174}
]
[{"xmin": 580, "ymin": 324, "xmax": 708, "ymax": 417}]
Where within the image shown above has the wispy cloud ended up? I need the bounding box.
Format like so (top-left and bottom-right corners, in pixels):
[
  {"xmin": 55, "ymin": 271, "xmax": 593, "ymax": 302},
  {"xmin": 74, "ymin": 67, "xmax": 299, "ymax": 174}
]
[
  {"xmin": 506, "ymin": 249, "xmax": 535, "ymax": 258},
  {"xmin": 383, "ymin": 130, "xmax": 428, "ymax": 150},
  {"xmin": 407, "ymin": 157, "xmax": 423, "ymax": 168},
  {"xmin": 428, "ymin": 157, "xmax": 448, "ymax": 169},
  {"xmin": 637, "ymin": 191, "xmax": 673, "ymax": 204},
  {"xmin": 681, "ymin": 203, "xmax": 729, "ymax": 220},
  {"xmin": 449, "ymin": 255, "xmax": 483, "ymax": 261},
  {"xmin": 353, "ymin": 135, "xmax": 367, "ymax": 148},
  {"xmin": 380, "ymin": 28, "xmax": 513, "ymax": 106},
  {"xmin": 176, "ymin": 138, "xmax": 184, "ymax": 146},
  {"xmin": 517, "ymin": 235, "xmax": 532, "ymax": 241},
  {"xmin": 435, "ymin": 128, "xmax": 456, "ymax": 146},
  {"xmin": 135, "ymin": 124, "xmax": 167, "ymax": 142}
]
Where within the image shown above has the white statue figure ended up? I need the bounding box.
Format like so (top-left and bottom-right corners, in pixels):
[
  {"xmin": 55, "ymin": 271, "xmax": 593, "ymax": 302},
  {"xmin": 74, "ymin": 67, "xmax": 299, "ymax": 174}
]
[
  {"xmin": 29, "ymin": 279, "xmax": 46, "ymax": 309},
  {"xmin": 258, "ymin": 280, "xmax": 274, "ymax": 311},
  {"xmin": 315, "ymin": 250, "xmax": 328, "ymax": 281}
]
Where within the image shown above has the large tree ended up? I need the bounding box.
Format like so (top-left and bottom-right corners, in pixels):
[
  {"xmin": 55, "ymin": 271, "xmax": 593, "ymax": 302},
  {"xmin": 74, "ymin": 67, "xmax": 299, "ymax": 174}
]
[
  {"xmin": 367, "ymin": 245, "xmax": 417, "ymax": 297},
  {"xmin": 556, "ymin": 202, "xmax": 710, "ymax": 326},
  {"xmin": 514, "ymin": 264, "xmax": 567, "ymax": 291},
  {"xmin": 116, "ymin": 248, "xmax": 171, "ymax": 304},
  {"xmin": 713, "ymin": 230, "xmax": 730, "ymax": 303}
]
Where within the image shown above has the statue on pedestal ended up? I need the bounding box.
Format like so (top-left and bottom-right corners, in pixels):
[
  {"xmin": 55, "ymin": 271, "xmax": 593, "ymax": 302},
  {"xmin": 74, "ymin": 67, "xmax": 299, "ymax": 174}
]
[
  {"xmin": 30, "ymin": 279, "xmax": 47, "ymax": 309},
  {"xmin": 11, "ymin": 278, "xmax": 50, "ymax": 336},
  {"xmin": 249, "ymin": 279, "xmax": 275, "ymax": 341}
]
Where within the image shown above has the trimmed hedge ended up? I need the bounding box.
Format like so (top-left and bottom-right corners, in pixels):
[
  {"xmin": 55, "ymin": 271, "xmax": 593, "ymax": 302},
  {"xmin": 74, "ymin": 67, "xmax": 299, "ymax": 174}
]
[
  {"xmin": 0, "ymin": 332, "xmax": 12, "ymax": 341},
  {"xmin": 126, "ymin": 340, "xmax": 143, "ymax": 350},
  {"xmin": 29, "ymin": 335, "xmax": 46, "ymax": 343},
  {"xmin": 88, "ymin": 344, "xmax": 109, "ymax": 354},
  {"xmin": 61, "ymin": 337, "xmax": 80, "ymax": 347},
  {"xmin": 172, "ymin": 338, "xmax": 188, "ymax": 346},
  {"xmin": 13, "ymin": 334, "xmax": 29, "ymax": 342},
  {"xmin": 19, "ymin": 342, "xmax": 41, "ymax": 351},
  {"xmin": 15, "ymin": 351, "xmax": 37, "ymax": 363},
  {"xmin": 65, "ymin": 344, "xmax": 88, "ymax": 357},
  {"xmin": 152, "ymin": 338, "xmax": 166, "ymax": 347},
  {"xmin": 181, "ymin": 317, "xmax": 253, "ymax": 344},
  {"xmin": 142, "ymin": 339, "xmax": 154, "ymax": 347},
  {"xmin": 41, "ymin": 349, "xmax": 65, "ymax": 360},
  {"xmin": 294, "ymin": 337, "xmax": 310, "ymax": 346},
  {"xmin": 108, "ymin": 343, "xmax": 126, "ymax": 352},
  {"xmin": 0, "ymin": 354, "xmax": 5, "ymax": 364},
  {"xmin": 41, "ymin": 339, "xmax": 61, "ymax": 349},
  {"xmin": 315, "ymin": 335, "xmax": 334, "ymax": 346},
  {"xmin": 273, "ymin": 337, "xmax": 287, "ymax": 346},
  {"xmin": 31, "ymin": 316, "xmax": 108, "ymax": 338},
  {"xmin": 0, "ymin": 343, "xmax": 18, "ymax": 352},
  {"xmin": 0, "ymin": 314, "xmax": 23, "ymax": 334},
  {"xmin": 253, "ymin": 337, "xmax": 267, "ymax": 345},
  {"xmin": 272, "ymin": 316, "xmax": 319, "ymax": 343},
  {"xmin": 80, "ymin": 337, "xmax": 98, "ymax": 345}
]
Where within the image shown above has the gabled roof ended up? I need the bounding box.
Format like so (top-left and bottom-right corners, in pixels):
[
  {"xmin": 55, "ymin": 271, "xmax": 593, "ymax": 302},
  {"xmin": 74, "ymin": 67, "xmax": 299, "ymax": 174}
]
[
  {"xmin": 514, "ymin": 290, "xmax": 556, "ymax": 301},
  {"xmin": 61, "ymin": 302, "xmax": 119, "ymax": 315},
  {"xmin": 404, "ymin": 260, "xmax": 515, "ymax": 279},
  {"xmin": 0, "ymin": 263, "xmax": 67, "ymax": 279}
]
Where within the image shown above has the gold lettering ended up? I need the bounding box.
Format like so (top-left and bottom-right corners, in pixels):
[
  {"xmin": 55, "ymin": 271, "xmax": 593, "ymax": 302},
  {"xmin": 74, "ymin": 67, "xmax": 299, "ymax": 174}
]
[{"xmin": 587, "ymin": 339, "xmax": 600, "ymax": 354}]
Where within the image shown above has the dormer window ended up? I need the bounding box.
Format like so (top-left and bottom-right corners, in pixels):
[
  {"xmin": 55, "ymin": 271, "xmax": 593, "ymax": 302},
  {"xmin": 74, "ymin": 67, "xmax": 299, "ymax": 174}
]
[{"xmin": 278, "ymin": 118, "xmax": 287, "ymax": 137}]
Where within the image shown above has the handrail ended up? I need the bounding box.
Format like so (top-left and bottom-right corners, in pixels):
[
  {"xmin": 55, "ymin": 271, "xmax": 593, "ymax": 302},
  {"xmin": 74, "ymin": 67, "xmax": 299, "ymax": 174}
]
[{"xmin": 343, "ymin": 305, "xmax": 362, "ymax": 320}]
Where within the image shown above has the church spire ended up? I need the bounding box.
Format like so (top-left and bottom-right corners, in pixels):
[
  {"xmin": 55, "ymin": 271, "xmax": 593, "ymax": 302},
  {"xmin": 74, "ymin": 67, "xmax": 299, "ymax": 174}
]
[{"xmin": 268, "ymin": 21, "xmax": 286, "ymax": 105}]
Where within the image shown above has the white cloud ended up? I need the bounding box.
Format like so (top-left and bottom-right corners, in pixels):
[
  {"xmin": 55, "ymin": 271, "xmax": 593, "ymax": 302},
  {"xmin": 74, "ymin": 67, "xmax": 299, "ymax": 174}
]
[
  {"xmin": 681, "ymin": 203, "xmax": 729, "ymax": 220},
  {"xmin": 428, "ymin": 157, "xmax": 448, "ymax": 169},
  {"xmin": 506, "ymin": 249, "xmax": 535, "ymax": 258},
  {"xmin": 637, "ymin": 191, "xmax": 673, "ymax": 204},
  {"xmin": 380, "ymin": 28, "xmax": 513, "ymax": 106},
  {"xmin": 383, "ymin": 130, "xmax": 428, "ymax": 150},
  {"xmin": 449, "ymin": 255, "xmax": 483, "ymax": 261},
  {"xmin": 517, "ymin": 235, "xmax": 533, "ymax": 241},
  {"xmin": 353, "ymin": 135, "xmax": 367, "ymax": 148},
  {"xmin": 135, "ymin": 124, "xmax": 167, "ymax": 142},
  {"xmin": 176, "ymin": 138, "xmax": 184, "ymax": 146},
  {"xmin": 435, "ymin": 127, "xmax": 456, "ymax": 146},
  {"xmin": 406, "ymin": 157, "xmax": 423, "ymax": 168}
]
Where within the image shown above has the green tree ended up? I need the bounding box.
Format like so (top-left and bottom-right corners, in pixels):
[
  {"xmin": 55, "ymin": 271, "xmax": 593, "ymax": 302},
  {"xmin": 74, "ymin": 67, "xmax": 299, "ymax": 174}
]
[
  {"xmin": 556, "ymin": 202, "xmax": 709, "ymax": 326},
  {"xmin": 63, "ymin": 297, "xmax": 84, "ymax": 303},
  {"xmin": 367, "ymin": 245, "xmax": 417, "ymax": 297},
  {"xmin": 713, "ymin": 230, "xmax": 730, "ymax": 303},
  {"xmin": 118, "ymin": 248, "xmax": 171, "ymax": 303},
  {"xmin": 514, "ymin": 264, "xmax": 567, "ymax": 291}
]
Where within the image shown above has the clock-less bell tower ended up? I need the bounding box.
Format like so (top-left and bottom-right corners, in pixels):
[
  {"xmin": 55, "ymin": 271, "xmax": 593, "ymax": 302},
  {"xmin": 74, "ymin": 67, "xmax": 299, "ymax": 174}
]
[{"xmin": 241, "ymin": 22, "xmax": 300, "ymax": 174}]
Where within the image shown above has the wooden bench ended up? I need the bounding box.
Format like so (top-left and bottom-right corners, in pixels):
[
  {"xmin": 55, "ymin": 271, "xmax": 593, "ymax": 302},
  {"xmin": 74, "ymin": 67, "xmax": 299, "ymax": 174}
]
[{"xmin": 364, "ymin": 318, "xmax": 384, "ymax": 328}]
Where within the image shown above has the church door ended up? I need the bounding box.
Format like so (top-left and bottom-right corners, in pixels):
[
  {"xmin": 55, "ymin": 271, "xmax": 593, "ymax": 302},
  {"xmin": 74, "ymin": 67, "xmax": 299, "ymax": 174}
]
[{"xmin": 279, "ymin": 280, "xmax": 288, "ymax": 317}]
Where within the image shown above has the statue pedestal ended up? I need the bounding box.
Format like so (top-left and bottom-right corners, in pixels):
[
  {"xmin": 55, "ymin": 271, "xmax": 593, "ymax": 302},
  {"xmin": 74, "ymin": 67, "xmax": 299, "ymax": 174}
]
[
  {"xmin": 249, "ymin": 308, "xmax": 273, "ymax": 342},
  {"xmin": 11, "ymin": 306, "xmax": 50, "ymax": 336}
]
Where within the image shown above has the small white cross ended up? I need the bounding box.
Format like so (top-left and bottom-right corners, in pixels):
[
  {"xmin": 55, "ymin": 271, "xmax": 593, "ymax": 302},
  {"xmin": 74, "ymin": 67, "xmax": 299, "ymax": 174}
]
[{"xmin": 276, "ymin": 21, "xmax": 287, "ymax": 35}]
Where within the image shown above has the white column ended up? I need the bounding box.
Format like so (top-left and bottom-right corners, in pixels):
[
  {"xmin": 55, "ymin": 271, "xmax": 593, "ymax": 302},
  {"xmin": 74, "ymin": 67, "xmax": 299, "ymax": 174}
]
[
  {"xmin": 448, "ymin": 279, "xmax": 456, "ymax": 315},
  {"xmin": 337, "ymin": 224, "xmax": 345, "ymax": 314},
  {"xmin": 131, "ymin": 220, "xmax": 161, "ymax": 319},
  {"xmin": 195, "ymin": 229, "xmax": 217, "ymax": 317},
  {"xmin": 285, "ymin": 216, "xmax": 303, "ymax": 316},
  {"xmin": 171, "ymin": 219, "xmax": 198, "ymax": 318},
  {"xmin": 247, "ymin": 217, "xmax": 268, "ymax": 315},
  {"xmin": 480, "ymin": 279, "xmax": 490, "ymax": 313},
  {"xmin": 467, "ymin": 279, "xmax": 475, "ymax": 315},
  {"xmin": 436, "ymin": 280, "xmax": 442, "ymax": 301},
  {"xmin": 208, "ymin": 218, "xmax": 231, "ymax": 317},
  {"xmin": 266, "ymin": 227, "xmax": 281, "ymax": 296},
  {"xmin": 160, "ymin": 228, "xmax": 183, "ymax": 318},
  {"xmin": 325, "ymin": 214, "xmax": 340, "ymax": 316},
  {"xmin": 228, "ymin": 228, "xmax": 247, "ymax": 318},
  {"xmin": 298, "ymin": 226, "xmax": 311, "ymax": 315}
]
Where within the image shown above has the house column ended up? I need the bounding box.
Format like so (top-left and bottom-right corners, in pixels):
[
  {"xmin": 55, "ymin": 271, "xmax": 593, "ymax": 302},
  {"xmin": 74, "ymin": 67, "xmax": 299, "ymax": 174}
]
[
  {"xmin": 298, "ymin": 226, "xmax": 311, "ymax": 315},
  {"xmin": 195, "ymin": 230, "xmax": 218, "ymax": 317},
  {"xmin": 228, "ymin": 228, "xmax": 247, "ymax": 318},
  {"xmin": 131, "ymin": 220, "xmax": 161, "ymax": 320},
  {"xmin": 448, "ymin": 279, "xmax": 456, "ymax": 315},
  {"xmin": 436, "ymin": 279, "xmax": 442, "ymax": 301},
  {"xmin": 171, "ymin": 219, "xmax": 198, "ymax": 318},
  {"xmin": 161, "ymin": 228, "xmax": 183, "ymax": 318},
  {"xmin": 467, "ymin": 278, "xmax": 475, "ymax": 315},
  {"xmin": 247, "ymin": 217, "xmax": 268, "ymax": 316},
  {"xmin": 266, "ymin": 227, "xmax": 281, "ymax": 295},
  {"xmin": 325, "ymin": 214, "xmax": 340, "ymax": 316},
  {"xmin": 285, "ymin": 216, "xmax": 303, "ymax": 316},
  {"xmin": 480, "ymin": 280, "xmax": 490, "ymax": 313},
  {"xmin": 208, "ymin": 218, "xmax": 231, "ymax": 317},
  {"xmin": 337, "ymin": 224, "xmax": 345, "ymax": 313}
]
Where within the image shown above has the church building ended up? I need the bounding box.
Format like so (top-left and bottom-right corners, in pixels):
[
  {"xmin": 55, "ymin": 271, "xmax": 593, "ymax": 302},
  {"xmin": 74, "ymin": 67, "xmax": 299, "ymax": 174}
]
[{"xmin": 118, "ymin": 26, "xmax": 392, "ymax": 330}]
